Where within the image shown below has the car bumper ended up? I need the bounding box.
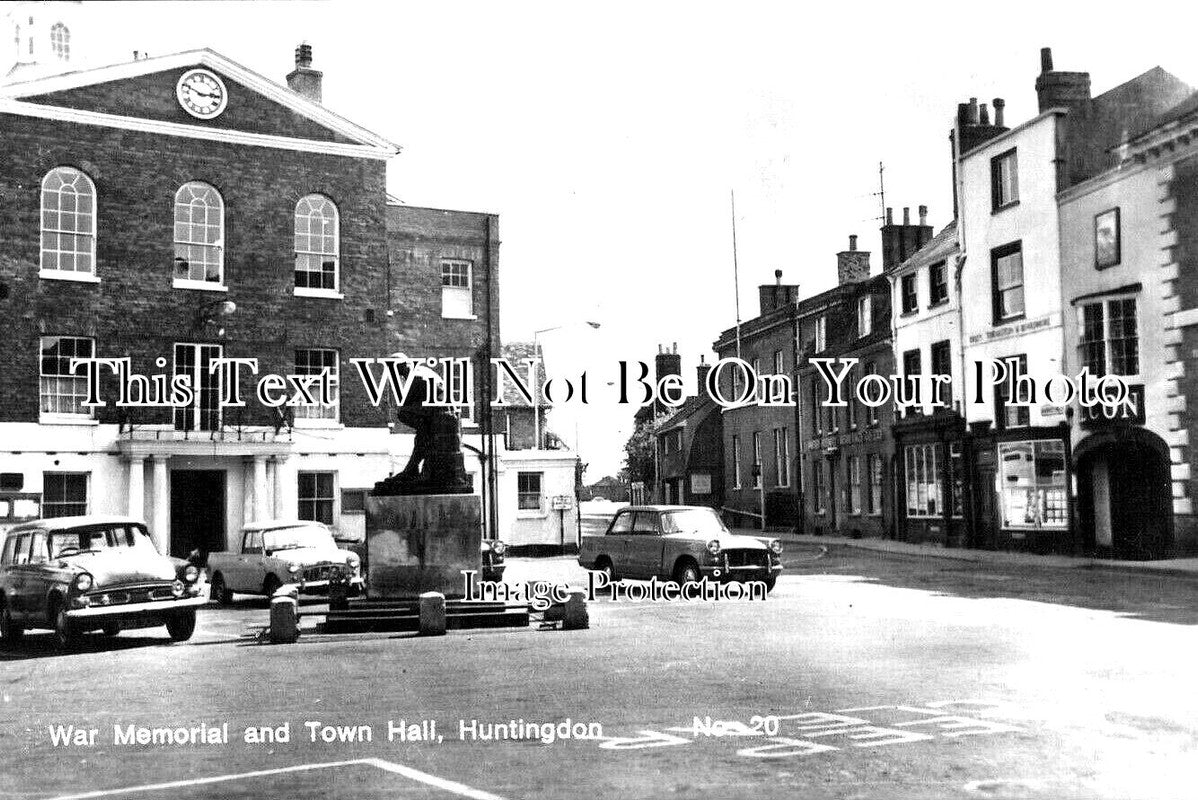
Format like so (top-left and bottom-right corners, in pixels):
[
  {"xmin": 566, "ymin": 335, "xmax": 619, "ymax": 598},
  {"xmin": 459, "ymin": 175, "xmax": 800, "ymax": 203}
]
[
  {"xmin": 700, "ymin": 561, "xmax": 784, "ymax": 580},
  {"xmin": 298, "ymin": 578, "xmax": 364, "ymax": 595},
  {"xmin": 66, "ymin": 595, "xmax": 207, "ymax": 619}
]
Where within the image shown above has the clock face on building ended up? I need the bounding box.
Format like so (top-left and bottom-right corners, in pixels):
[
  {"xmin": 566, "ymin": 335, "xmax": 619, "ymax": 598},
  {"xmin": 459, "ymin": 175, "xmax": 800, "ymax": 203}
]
[{"xmin": 176, "ymin": 69, "xmax": 228, "ymax": 120}]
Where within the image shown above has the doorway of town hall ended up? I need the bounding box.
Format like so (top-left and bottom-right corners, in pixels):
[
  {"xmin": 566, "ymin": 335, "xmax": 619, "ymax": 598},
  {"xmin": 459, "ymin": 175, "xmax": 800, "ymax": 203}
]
[{"xmin": 169, "ymin": 469, "xmax": 226, "ymax": 561}]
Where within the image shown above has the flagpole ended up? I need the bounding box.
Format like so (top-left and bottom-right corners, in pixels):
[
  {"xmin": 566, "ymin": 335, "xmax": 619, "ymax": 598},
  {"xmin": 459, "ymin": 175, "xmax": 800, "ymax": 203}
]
[{"xmin": 731, "ymin": 189, "xmax": 742, "ymax": 363}]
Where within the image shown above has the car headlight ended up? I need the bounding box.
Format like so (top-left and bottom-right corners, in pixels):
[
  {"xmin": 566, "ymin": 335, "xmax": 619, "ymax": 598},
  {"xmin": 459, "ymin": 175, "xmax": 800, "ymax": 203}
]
[
  {"xmin": 171, "ymin": 580, "xmax": 185, "ymax": 597},
  {"xmin": 769, "ymin": 539, "xmax": 783, "ymax": 555},
  {"xmin": 182, "ymin": 564, "xmax": 200, "ymax": 583},
  {"xmin": 287, "ymin": 563, "xmax": 301, "ymax": 575},
  {"xmin": 491, "ymin": 540, "xmax": 506, "ymax": 556},
  {"xmin": 345, "ymin": 555, "xmax": 360, "ymax": 574},
  {"xmin": 73, "ymin": 573, "xmax": 93, "ymax": 592},
  {"xmin": 706, "ymin": 540, "xmax": 721, "ymax": 557}
]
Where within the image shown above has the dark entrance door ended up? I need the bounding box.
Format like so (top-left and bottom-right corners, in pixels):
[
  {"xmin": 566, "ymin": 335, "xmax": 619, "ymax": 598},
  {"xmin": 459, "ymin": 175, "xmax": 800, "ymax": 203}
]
[
  {"xmin": 974, "ymin": 465, "xmax": 997, "ymax": 550},
  {"xmin": 170, "ymin": 470, "xmax": 225, "ymax": 560},
  {"xmin": 1079, "ymin": 439, "xmax": 1172, "ymax": 560}
]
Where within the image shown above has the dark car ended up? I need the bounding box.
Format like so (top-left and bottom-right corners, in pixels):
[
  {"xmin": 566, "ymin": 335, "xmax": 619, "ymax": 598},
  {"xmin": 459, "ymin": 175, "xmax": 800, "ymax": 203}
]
[{"xmin": 0, "ymin": 515, "xmax": 206, "ymax": 649}]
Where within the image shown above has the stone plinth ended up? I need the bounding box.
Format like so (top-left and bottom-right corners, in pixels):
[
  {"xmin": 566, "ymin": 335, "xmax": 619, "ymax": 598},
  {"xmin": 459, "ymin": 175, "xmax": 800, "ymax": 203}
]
[{"xmin": 366, "ymin": 494, "xmax": 482, "ymax": 599}]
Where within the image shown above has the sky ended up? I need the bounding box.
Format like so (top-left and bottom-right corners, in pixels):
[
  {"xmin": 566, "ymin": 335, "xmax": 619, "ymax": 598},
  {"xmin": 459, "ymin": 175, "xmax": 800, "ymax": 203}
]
[{"xmin": 22, "ymin": 0, "xmax": 1198, "ymax": 477}]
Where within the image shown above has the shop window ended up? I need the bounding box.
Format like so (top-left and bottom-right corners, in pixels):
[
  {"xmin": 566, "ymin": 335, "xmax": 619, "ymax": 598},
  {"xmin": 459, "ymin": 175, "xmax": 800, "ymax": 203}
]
[
  {"xmin": 904, "ymin": 444, "xmax": 939, "ymax": 518},
  {"xmin": 868, "ymin": 455, "xmax": 883, "ymax": 516},
  {"xmin": 849, "ymin": 456, "xmax": 862, "ymax": 515},
  {"xmin": 949, "ymin": 442, "xmax": 964, "ymax": 518},
  {"xmin": 997, "ymin": 440, "xmax": 1067, "ymax": 529}
]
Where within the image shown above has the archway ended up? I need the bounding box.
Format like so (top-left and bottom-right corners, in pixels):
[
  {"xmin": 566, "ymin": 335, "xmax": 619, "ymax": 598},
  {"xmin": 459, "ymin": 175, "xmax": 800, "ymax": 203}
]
[{"xmin": 1075, "ymin": 429, "xmax": 1172, "ymax": 560}]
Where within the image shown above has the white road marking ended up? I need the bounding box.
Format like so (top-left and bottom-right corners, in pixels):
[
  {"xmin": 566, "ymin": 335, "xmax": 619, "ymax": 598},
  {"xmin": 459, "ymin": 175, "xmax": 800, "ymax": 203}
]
[{"xmin": 42, "ymin": 756, "xmax": 510, "ymax": 800}]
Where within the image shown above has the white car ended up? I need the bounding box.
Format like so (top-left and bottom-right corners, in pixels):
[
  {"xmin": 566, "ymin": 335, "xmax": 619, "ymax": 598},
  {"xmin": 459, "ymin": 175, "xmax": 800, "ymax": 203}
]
[{"xmin": 206, "ymin": 520, "xmax": 363, "ymax": 603}]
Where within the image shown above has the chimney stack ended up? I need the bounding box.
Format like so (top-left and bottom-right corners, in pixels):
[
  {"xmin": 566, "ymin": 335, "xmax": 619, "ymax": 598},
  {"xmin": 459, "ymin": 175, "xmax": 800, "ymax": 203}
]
[
  {"xmin": 696, "ymin": 354, "xmax": 712, "ymax": 390},
  {"xmin": 758, "ymin": 270, "xmax": 799, "ymax": 314},
  {"xmin": 286, "ymin": 42, "xmax": 323, "ymax": 103},
  {"xmin": 654, "ymin": 345, "xmax": 683, "ymax": 412},
  {"xmin": 1034, "ymin": 46, "xmax": 1091, "ymax": 114},
  {"xmin": 993, "ymin": 98, "xmax": 1005, "ymax": 128},
  {"xmin": 881, "ymin": 204, "xmax": 934, "ymax": 272},
  {"xmin": 979, "ymin": 103, "xmax": 990, "ymax": 125},
  {"xmin": 837, "ymin": 235, "xmax": 871, "ymax": 285}
]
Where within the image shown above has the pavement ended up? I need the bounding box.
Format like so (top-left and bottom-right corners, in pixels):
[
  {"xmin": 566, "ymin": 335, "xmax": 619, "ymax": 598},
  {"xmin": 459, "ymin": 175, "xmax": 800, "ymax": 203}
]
[{"xmin": 726, "ymin": 527, "xmax": 1198, "ymax": 580}]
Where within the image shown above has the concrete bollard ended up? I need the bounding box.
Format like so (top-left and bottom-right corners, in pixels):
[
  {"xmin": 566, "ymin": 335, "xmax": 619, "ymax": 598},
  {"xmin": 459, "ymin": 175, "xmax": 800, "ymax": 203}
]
[
  {"xmin": 561, "ymin": 589, "xmax": 589, "ymax": 630},
  {"xmin": 418, "ymin": 591, "xmax": 447, "ymax": 636},
  {"xmin": 269, "ymin": 595, "xmax": 299, "ymax": 644}
]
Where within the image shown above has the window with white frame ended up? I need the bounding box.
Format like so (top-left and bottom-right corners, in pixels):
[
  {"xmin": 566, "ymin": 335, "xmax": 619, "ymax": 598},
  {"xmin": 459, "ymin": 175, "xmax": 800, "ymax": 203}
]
[
  {"xmin": 814, "ymin": 315, "xmax": 827, "ymax": 352},
  {"xmin": 991, "ymin": 241, "xmax": 1025, "ymax": 322},
  {"xmin": 774, "ymin": 427, "xmax": 789, "ymax": 487},
  {"xmin": 731, "ymin": 435, "xmax": 742, "ymax": 489},
  {"xmin": 752, "ymin": 431, "xmax": 762, "ymax": 489},
  {"xmin": 904, "ymin": 443, "xmax": 940, "ymax": 518},
  {"xmin": 857, "ymin": 295, "xmax": 872, "ymax": 337},
  {"xmin": 39, "ymin": 336, "xmax": 94, "ymax": 416},
  {"xmin": 43, "ymin": 472, "xmax": 88, "ymax": 517},
  {"xmin": 173, "ymin": 182, "xmax": 224, "ymax": 285},
  {"xmin": 849, "ymin": 456, "xmax": 862, "ymax": 514},
  {"xmin": 441, "ymin": 259, "xmax": 473, "ymax": 318},
  {"xmin": 294, "ymin": 194, "xmax": 339, "ymax": 292},
  {"xmin": 991, "ymin": 148, "xmax": 1019, "ymax": 209},
  {"xmin": 297, "ymin": 471, "xmax": 335, "ymax": 525},
  {"xmin": 1078, "ymin": 297, "xmax": 1139, "ymax": 376},
  {"xmin": 50, "ymin": 23, "xmax": 70, "ymax": 60},
  {"xmin": 40, "ymin": 167, "xmax": 96, "ymax": 275},
  {"xmin": 517, "ymin": 472, "xmax": 543, "ymax": 511},
  {"xmin": 293, "ymin": 348, "xmax": 339, "ymax": 421}
]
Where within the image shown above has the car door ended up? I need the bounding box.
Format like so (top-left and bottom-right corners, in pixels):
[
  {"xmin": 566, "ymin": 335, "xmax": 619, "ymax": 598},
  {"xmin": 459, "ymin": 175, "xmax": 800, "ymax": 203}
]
[
  {"xmin": 626, "ymin": 512, "xmax": 665, "ymax": 579},
  {"xmin": 24, "ymin": 532, "xmax": 52, "ymax": 624},
  {"xmin": 237, "ymin": 530, "xmax": 267, "ymax": 592},
  {"xmin": 7, "ymin": 534, "xmax": 32, "ymax": 619},
  {"xmin": 603, "ymin": 511, "xmax": 634, "ymax": 575}
]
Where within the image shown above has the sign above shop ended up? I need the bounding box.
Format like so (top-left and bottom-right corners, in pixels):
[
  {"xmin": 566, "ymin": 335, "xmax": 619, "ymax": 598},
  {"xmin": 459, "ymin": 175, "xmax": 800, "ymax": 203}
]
[{"xmin": 1079, "ymin": 384, "xmax": 1146, "ymax": 429}]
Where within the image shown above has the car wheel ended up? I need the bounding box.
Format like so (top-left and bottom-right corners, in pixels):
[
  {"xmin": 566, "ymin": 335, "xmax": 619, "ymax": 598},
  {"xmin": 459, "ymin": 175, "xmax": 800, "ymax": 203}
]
[
  {"xmin": 263, "ymin": 575, "xmax": 282, "ymax": 598},
  {"xmin": 101, "ymin": 622, "xmax": 121, "ymax": 637},
  {"xmin": 165, "ymin": 611, "xmax": 197, "ymax": 641},
  {"xmin": 673, "ymin": 560, "xmax": 701, "ymax": 585},
  {"xmin": 761, "ymin": 574, "xmax": 777, "ymax": 594},
  {"xmin": 52, "ymin": 601, "xmax": 79, "ymax": 651},
  {"xmin": 0, "ymin": 604, "xmax": 23, "ymax": 644},
  {"xmin": 211, "ymin": 572, "xmax": 234, "ymax": 605},
  {"xmin": 594, "ymin": 557, "xmax": 617, "ymax": 589}
]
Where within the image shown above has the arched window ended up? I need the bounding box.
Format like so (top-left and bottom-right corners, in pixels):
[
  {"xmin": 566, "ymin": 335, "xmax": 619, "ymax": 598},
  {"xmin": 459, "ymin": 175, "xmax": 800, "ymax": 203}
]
[
  {"xmin": 50, "ymin": 23, "xmax": 70, "ymax": 61},
  {"xmin": 294, "ymin": 194, "xmax": 339, "ymax": 292},
  {"xmin": 173, "ymin": 182, "xmax": 224, "ymax": 285},
  {"xmin": 40, "ymin": 167, "xmax": 96, "ymax": 275}
]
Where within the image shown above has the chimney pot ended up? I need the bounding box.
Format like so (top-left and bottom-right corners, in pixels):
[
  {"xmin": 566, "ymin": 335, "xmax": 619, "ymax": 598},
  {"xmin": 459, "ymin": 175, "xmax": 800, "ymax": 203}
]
[
  {"xmin": 885, "ymin": 207, "xmax": 893, "ymax": 225},
  {"xmin": 296, "ymin": 42, "xmax": 313, "ymax": 69},
  {"xmin": 993, "ymin": 97, "xmax": 1005, "ymax": 127},
  {"xmin": 902, "ymin": 207, "xmax": 910, "ymax": 225},
  {"xmin": 672, "ymin": 342, "xmax": 678, "ymax": 354},
  {"xmin": 1040, "ymin": 47, "xmax": 1054, "ymax": 73},
  {"xmin": 774, "ymin": 269, "xmax": 782, "ymax": 285},
  {"xmin": 849, "ymin": 234, "xmax": 858, "ymax": 251},
  {"xmin": 287, "ymin": 42, "xmax": 323, "ymax": 103},
  {"xmin": 968, "ymin": 97, "xmax": 979, "ymax": 125},
  {"xmin": 918, "ymin": 205, "xmax": 928, "ymax": 225},
  {"xmin": 979, "ymin": 103, "xmax": 990, "ymax": 125}
]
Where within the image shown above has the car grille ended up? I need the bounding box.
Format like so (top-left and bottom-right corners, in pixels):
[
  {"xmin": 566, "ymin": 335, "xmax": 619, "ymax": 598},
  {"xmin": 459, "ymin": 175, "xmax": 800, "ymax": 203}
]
[
  {"xmin": 724, "ymin": 550, "xmax": 769, "ymax": 568},
  {"xmin": 303, "ymin": 565, "xmax": 339, "ymax": 582},
  {"xmin": 88, "ymin": 585, "xmax": 176, "ymax": 606}
]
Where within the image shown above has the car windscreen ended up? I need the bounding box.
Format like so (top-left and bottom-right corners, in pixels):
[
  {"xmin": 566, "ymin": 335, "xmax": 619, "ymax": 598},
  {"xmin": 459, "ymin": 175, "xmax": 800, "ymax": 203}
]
[
  {"xmin": 48, "ymin": 524, "xmax": 156, "ymax": 558},
  {"xmin": 263, "ymin": 526, "xmax": 334, "ymax": 552},
  {"xmin": 661, "ymin": 509, "xmax": 728, "ymax": 536}
]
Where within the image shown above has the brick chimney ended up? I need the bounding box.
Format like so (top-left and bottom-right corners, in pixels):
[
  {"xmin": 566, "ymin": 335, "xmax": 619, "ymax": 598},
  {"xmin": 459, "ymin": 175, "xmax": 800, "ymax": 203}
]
[
  {"xmin": 949, "ymin": 96, "xmax": 1010, "ymax": 216},
  {"xmin": 286, "ymin": 43, "xmax": 323, "ymax": 103},
  {"xmin": 758, "ymin": 269, "xmax": 800, "ymax": 314},
  {"xmin": 696, "ymin": 354, "xmax": 712, "ymax": 390},
  {"xmin": 881, "ymin": 205, "xmax": 934, "ymax": 272},
  {"xmin": 1035, "ymin": 47, "xmax": 1091, "ymax": 115},
  {"xmin": 837, "ymin": 235, "xmax": 871, "ymax": 285},
  {"xmin": 654, "ymin": 343, "xmax": 683, "ymax": 413}
]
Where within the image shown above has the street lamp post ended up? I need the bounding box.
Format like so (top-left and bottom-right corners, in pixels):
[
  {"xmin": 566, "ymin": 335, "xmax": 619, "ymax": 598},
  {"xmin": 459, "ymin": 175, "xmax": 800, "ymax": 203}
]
[{"xmin": 532, "ymin": 321, "xmax": 600, "ymax": 450}]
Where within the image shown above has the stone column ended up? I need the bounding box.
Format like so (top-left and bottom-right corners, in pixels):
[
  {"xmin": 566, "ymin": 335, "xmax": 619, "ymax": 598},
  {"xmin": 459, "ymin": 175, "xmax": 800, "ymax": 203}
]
[
  {"xmin": 253, "ymin": 455, "xmax": 269, "ymax": 522},
  {"xmin": 127, "ymin": 455, "xmax": 146, "ymax": 520},
  {"xmin": 273, "ymin": 455, "xmax": 296, "ymax": 521},
  {"xmin": 151, "ymin": 455, "xmax": 169, "ymax": 554}
]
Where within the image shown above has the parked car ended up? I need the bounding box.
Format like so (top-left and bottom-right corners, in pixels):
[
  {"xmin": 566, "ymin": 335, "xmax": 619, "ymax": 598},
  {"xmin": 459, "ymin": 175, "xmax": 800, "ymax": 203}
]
[
  {"xmin": 0, "ymin": 515, "xmax": 206, "ymax": 648},
  {"xmin": 578, "ymin": 505, "xmax": 783, "ymax": 591},
  {"xmin": 481, "ymin": 538, "xmax": 507, "ymax": 582},
  {"xmin": 207, "ymin": 520, "xmax": 363, "ymax": 603}
]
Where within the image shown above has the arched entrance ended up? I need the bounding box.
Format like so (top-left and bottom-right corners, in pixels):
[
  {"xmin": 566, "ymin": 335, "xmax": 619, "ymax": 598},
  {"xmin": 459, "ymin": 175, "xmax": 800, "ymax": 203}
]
[{"xmin": 1075, "ymin": 429, "xmax": 1172, "ymax": 560}]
